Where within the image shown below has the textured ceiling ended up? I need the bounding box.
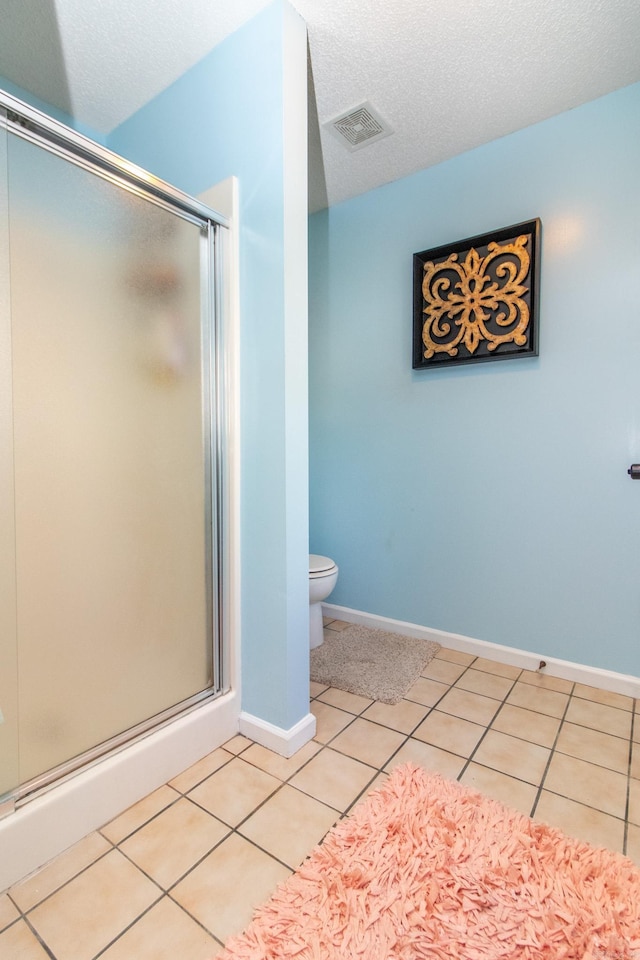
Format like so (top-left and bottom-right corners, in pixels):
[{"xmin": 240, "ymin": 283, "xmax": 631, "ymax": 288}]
[{"xmin": 1, "ymin": 0, "xmax": 639, "ymax": 211}]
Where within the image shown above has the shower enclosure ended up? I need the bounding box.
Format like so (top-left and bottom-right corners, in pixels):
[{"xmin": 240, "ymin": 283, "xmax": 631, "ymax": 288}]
[{"xmin": 0, "ymin": 92, "xmax": 229, "ymax": 816}]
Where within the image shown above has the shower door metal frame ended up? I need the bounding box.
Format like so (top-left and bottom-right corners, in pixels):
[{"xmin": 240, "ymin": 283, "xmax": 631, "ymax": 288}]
[{"xmin": 0, "ymin": 90, "xmax": 231, "ymax": 808}]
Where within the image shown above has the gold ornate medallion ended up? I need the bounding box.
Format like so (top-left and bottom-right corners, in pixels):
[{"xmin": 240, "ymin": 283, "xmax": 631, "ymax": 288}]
[{"xmin": 413, "ymin": 220, "xmax": 540, "ymax": 369}]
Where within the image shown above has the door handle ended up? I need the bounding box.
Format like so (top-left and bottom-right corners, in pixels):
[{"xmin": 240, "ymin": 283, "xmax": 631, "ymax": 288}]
[{"xmin": 628, "ymin": 464, "xmax": 640, "ymax": 479}]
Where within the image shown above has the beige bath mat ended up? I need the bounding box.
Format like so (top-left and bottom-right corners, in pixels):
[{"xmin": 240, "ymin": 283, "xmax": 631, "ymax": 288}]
[{"xmin": 310, "ymin": 623, "xmax": 440, "ymax": 703}]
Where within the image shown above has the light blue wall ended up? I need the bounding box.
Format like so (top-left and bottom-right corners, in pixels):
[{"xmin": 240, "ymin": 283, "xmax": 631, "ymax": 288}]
[
  {"xmin": 309, "ymin": 82, "xmax": 640, "ymax": 676},
  {"xmin": 110, "ymin": 1, "xmax": 309, "ymax": 729}
]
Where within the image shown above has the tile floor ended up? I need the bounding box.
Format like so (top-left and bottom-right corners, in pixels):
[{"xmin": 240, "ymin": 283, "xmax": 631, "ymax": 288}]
[{"xmin": 1, "ymin": 618, "xmax": 639, "ymax": 960}]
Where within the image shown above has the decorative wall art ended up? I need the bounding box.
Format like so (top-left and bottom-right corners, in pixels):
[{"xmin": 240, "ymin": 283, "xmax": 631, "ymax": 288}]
[{"xmin": 412, "ymin": 219, "xmax": 541, "ymax": 370}]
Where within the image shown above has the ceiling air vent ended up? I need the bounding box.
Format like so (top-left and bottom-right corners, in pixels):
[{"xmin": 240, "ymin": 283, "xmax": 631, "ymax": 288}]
[{"xmin": 325, "ymin": 101, "xmax": 392, "ymax": 151}]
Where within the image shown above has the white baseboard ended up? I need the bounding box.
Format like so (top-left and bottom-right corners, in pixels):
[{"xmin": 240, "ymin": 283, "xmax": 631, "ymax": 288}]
[
  {"xmin": 239, "ymin": 710, "xmax": 316, "ymax": 758},
  {"xmin": 323, "ymin": 603, "xmax": 640, "ymax": 699}
]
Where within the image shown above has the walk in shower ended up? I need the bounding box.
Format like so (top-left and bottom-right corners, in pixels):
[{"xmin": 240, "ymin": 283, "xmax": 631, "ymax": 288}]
[{"xmin": 0, "ymin": 91, "xmax": 232, "ymax": 839}]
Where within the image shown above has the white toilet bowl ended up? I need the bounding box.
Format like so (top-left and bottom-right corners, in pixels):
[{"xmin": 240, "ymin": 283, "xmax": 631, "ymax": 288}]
[{"xmin": 309, "ymin": 554, "xmax": 339, "ymax": 649}]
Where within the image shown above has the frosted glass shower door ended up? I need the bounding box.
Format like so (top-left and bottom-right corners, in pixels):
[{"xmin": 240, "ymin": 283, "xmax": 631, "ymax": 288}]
[{"xmin": 8, "ymin": 132, "xmax": 217, "ymax": 785}]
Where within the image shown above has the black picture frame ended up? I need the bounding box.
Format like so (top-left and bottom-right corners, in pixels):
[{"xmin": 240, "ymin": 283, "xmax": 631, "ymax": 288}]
[{"xmin": 412, "ymin": 219, "xmax": 541, "ymax": 370}]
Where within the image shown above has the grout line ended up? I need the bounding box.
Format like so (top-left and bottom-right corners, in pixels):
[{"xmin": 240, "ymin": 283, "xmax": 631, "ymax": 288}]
[
  {"xmin": 90, "ymin": 892, "xmax": 164, "ymax": 960},
  {"xmin": 352, "ymin": 676, "xmax": 458, "ymax": 773},
  {"xmin": 455, "ymin": 672, "xmax": 523, "ymax": 781},
  {"xmin": 331, "ymin": 664, "xmax": 520, "ymax": 819},
  {"xmin": 530, "ymin": 681, "xmax": 576, "ymax": 818},
  {"xmin": 623, "ymin": 705, "xmax": 636, "ymax": 856},
  {"xmin": 100, "ymin": 791, "xmax": 184, "ymax": 846},
  {"xmin": 310, "ymin": 698, "xmax": 377, "ymax": 748},
  {"xmin": 5, "ymin": 892, "xmax": 23, "ymax": 921},
  {"xmin": 94, "ymin": 783, "xmax": 307, "ymax": 958},
  {"xmin": 93, "ymin": 744, "xmax": 240, "ymax": 847},
  {"xmin": 339, "ymin": 771, "xmax": 389, "ymax": 822},
  {"xmin": 184, "ymin": 781, "xmax": 281, "ymax": 836},
  {"xmin": 329, "ymin": 660, "xmax": 497, "ymax": 804},
  {"xmin": 376, "ymin": 658, "xmax": 523, "ymax": 778},
  {"xmin": 170, "ymin": 899, "xmax": 227, "ymax": 951},
  {"xmin": 93, "ymin": 893, "xmax": 227, "ymax": 960},
  {"xmin": 180, "ymin": 749, "xmax": 342, "ymax": 848},
  {"xmin": 8, "ymin": 841, "xmax": 117, "ymax": 918},
  {"xmin": 21, "ymin": 915, "xmax": 57, "ymax": 959},
  {"xmin": 165, "ymin": 748, "xmax": 238, "ymax": 797}
]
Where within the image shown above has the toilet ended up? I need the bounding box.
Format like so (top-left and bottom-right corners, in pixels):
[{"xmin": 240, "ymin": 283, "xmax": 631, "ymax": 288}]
[{"xmin": 308, "ymin": 554, "xmax": 339, "ymax": 649}]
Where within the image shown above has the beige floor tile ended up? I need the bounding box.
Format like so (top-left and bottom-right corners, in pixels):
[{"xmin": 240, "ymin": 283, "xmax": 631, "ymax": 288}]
[
  {"xmin": 329, "ymin": 717, "xmax": 406, "ymax": 768},
  {"xmin": 506, "ymin": 682, "xmax": 569, "ymax": 718},
  {"xmin": 404, "ymin": 676, "xmax": 449, "ymax": 707},
  {"xmin": 172, "ymin": 833, "xmax": 290, "ymax": 943},
  {"xmin": 420, "ymin": 659, "xmax": 467, "ymax": 685},
  {"xmin": 471, "ymin": 658, "xmax": 521, "ymax": 680},
  {"xmin": 241, "ymin": 740, "xmax": 321, "ymax": 781},
  {"xmin": 311, "ymin": 701, "xmax": 354, "ymax": 743},
  {"xmin": 187, "ymin": 758, "xmax": 280, "ymax": 827},
  {"xmin": 460, "ymin": 764, "xmax": 538, "ymax": 817},
  {"xmin": 534, "ymin": 791, "xmax": 625, "ymax": 854},
  {"xmin": 310, "ymin": 680, "xmax": 329, "ymax": 698},
  {"xmin": 629, "ymin": 778, "xmax": 640, "ymax": 827},
  {"xmin": 413, "ymin": 710, "xmax": 485, "ymax": 758},
  {"xmin": 101, "ymin": 785, "xmax": 181, "ymax": 844},
  {"xmin": 222, "ymin": 735, "xmax": 253, "ymax": 755},
  {"xmin": 627, "ymin": 824, "xmax": 640, "ymax": 867},
  {"xmin": 517, "ymin": 670, "xmax": 573, "ymax": 694},
  {"xmin": 362, "ymin": 698, "xmax": 430, "ymax": 734},
  {"xmin": 572, "ymin": 683, "xmax": 634, "ymax": 712},
  {"xmin": 491, "ymin": 704, "xmax": 561, "ymax": 748},
  {"xmin": 471, "ymin": 730, "xmax": 550, "ymax": 785},
  {"xmin": 289, "ymin": 748, "xmax": 376, "ymax": 812},
  {"xmin": 564, "ymin": 698, "xmax": 632, "ymax": 739},
  {"xmin": 317, "ymin": 687, "xmax": 373, "ymax": 714},
  {"xmin": 239, "ymin": 784, "xmax": 338, "ymax": 867},
  {"xmin": 6, "ymin": 671, "xmax": 636, "ymax": 960},
  {"xmin": 555, "ymin": 722, "xmax": 630, "ymax": 774},
  {"xmin": 10, "ymin": 831, "xmax": 111, "ymax": 912},
  {"xmin": 324, "ymin": 619, "xmax": 351, "ymax": 631},
  {"xmin": 435, "ymin": 647, "xmax": 476, "ymax": 665},
  {"xmin": 0, "ymin": 919, "xmax": 51, "ymax": 959},
  {"xmin": 437, "ymin": 687, "xmax": 501, "ymax": 726},
  {"xmin": 168, "ymin": 748, "xmax": 232, "ymax": 794},
  {"xmin": 0, "ymin": 894, "xmax": 19, "ymax": 932},
  {"xmin": 28, "ymin": 850, "xmax": 160, "ymax": 960},
  {"xmin": 120, "ymin": 798, "xmax": 229, "ymax": 889},
  {"xmin": 455, "ymin": 669, "xmax": 514, "ymax": 701},
  {"xmin": 543, "ymin": 753, "xmax": 628, "ymax": 819},
  {"xmin": 384, "ymin": 739, "xmax": 465, "ymax": 780},
  {"xmin": 100, "ymin": 897, "xmax": 221, "ymax": 960}
]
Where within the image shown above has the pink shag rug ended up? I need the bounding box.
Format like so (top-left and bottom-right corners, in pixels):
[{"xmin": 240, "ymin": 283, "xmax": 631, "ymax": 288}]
[{"xmin": 218, "ymin": 764, "xmax": 640, "ymax": 960}]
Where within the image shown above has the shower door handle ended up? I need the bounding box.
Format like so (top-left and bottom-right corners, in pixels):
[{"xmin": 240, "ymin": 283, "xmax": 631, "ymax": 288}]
[{"xmin": 628, "ymin": 464, "xmax": 640, "ymax": 479}]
